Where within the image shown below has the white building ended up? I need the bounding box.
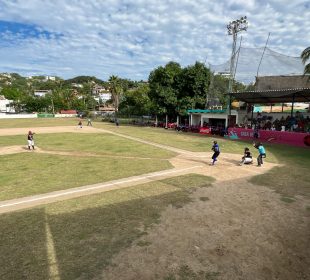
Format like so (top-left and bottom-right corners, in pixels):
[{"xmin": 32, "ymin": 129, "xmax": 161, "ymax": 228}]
[
  {"xmin": 99, "ymin": 93, "xmax": 112, "ymax": 102},
  {"xmin": 0, "ymin": 95, "xmax": 14, "ymax": 112},
  {"xmin": 92, "ymin": 85, "xmax": 110, "ymax": 95},
  {"xmin": 72, "ymin": 83, "xmax": 84, "ymax": 88},
  {"xmin": 188, "ymin": 109, "xmax": 239, "ymax": 128},
  {"xmin": 45, "ymin": 76, "xmax": 56, "ymax": 81},
  {"xmin": 34, "ymin": 90, "xmax": 52, "ymax": 97}
]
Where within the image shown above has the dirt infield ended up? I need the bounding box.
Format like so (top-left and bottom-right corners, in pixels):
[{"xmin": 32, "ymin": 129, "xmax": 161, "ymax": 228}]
[{"xmin": 1, "ymin": 126, "xmax": 309, "ymax": 279}]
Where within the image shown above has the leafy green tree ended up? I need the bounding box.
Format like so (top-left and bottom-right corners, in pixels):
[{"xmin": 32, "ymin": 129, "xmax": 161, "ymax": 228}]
[
  {"xmin": 23, "ymin": 96, "xmax": 50, "ymax": 113},
  {"xmin": 108, "ymin": 75, "xmax": 123, "ymax": 113},
  {"xmin": 1, "ymin": 87, "xmax": 22, "ymax": 100},
  {"xmin": 1, "ymin": 87, "xmax": 27, "ymax": 112},
  {"xmin": 119, "ymin": 84, "xmax": 153, "ymax": 116},
  {"xmin": 148, "ymin": 62, "xmax": 182, "ymax": 119},
  {"xmin": 176, "ymin": 62, "xmax": 211, "ymax": 112},
  {"xmin": 301, "ymin": 46, "xmax": 310, "ymax": 74}
]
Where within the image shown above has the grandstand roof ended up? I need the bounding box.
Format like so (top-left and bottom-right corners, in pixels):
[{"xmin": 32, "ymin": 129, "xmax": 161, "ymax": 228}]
[{"xmin": 229, "ymin": 88, "xmax": 310, "ymax": 104}]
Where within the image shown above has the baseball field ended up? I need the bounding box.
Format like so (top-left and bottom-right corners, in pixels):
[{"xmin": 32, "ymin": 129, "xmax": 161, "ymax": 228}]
[{"xmin": 0, "ymin": 118, "xmax": 309, "ymax": 280}]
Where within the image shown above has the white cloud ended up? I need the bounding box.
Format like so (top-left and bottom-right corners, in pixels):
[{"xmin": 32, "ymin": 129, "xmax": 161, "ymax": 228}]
[{"xmin": 0, "ymin": 0, "xmax": 309, "ymax": 82}]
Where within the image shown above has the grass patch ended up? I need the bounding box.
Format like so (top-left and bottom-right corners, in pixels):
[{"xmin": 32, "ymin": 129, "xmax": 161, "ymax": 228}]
[
  {"xmin": 95, "ymin": 122, "xmax": 247, "ymax": 154},
  {"xmin": 0, "ymin": 132, "xmax": 176, "ymax": 159},
  {"xmin": 250, "ymin": 144, "xmax": 310, "ymax": 198},
  {"xmin": 164, "ymin": 265, "xmax": 219, "ymax": 280},
  {"xmin": 136, "ymin": 240, "xmax": 152, "ymax": 247},
  {"xmin": 38, "ymin": 133, "xmax": 176, "ymax": 158},
  {"xmin": 0, "ymin": 117, "xmax": 78, "ymax": 128},
  {"xmin": 280, "ymin": 196, "xmax": 296, "ymax": 203},
  {"xmin": 0, "ymin": 152, "xmax": 172, "ymax": 201},
  {"xmin": 0, "ymin": 174, "xmax": 213, "ymax": 280},
  {"xmin": 0, "ymin": 134, "xmax": 26, "ymax": 147},
  {"xmin": 95, "ymin": 123, "xmax": 282, "ymax": 163}
]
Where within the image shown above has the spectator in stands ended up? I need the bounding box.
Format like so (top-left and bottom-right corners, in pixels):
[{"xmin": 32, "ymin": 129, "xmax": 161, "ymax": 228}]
[
  {"xmin": 295, "ymin": 111, "xmax": 304, "ymax": 121},
  {"xmin": 256, "ymin": 112, "xmax": 263, "ymax": 124}
]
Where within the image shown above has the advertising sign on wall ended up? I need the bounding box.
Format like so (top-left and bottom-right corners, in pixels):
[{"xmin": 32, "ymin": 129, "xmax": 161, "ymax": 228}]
[
  {"xmin": 227, "ymin": 128, "xmax": 310, "ymax": 147},
  {"xmin": 199, "ymin": 127, "xmax": 211, "ymax": 135}
]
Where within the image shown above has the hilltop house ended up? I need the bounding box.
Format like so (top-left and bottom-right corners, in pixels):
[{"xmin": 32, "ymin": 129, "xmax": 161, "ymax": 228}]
[
  {"xmin": 34, "ymin": 90, "xmax": 52, "ymax": 97},
  {"xmin": 92, "ymin": 85, "xmax": 110, "ymax": 95}
]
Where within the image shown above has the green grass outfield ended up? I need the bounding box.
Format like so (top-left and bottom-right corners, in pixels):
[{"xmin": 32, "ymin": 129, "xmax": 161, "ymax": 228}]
[
  {"xmin": 0, "ymin": 132, "xmax": 175, "ymax": 159},
  {"xmin": 0, "ymin": 132, "xmax": 175, "ymax": 201},
  {"xmin": 0, "ymin": 117, "xmax": 79, "ymax": 128}
]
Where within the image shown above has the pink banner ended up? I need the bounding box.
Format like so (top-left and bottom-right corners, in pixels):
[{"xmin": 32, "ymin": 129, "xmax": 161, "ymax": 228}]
[
  {"xmin": 228, "ymin": 128, "xmax": 310, "ymax": 147},
  {"xmin": 199, "ymin": 127, "xmax": 211, "ymax": 134}
]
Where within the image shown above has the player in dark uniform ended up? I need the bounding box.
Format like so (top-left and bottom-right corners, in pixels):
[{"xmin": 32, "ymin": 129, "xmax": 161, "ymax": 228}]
[
  {"xmin": 240, "ymin": 147, "xmax": 253, "ymax": 165},
  {"xmin": 211, "ymin": 140, "xmax": 220, "ymax": 165}
]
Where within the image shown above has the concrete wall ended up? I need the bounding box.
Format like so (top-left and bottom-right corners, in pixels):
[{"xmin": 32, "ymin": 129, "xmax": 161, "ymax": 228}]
[
  {"xmin": 0, "ymin": 113, "xmax": 37, "ymax": 119},
  {"xmin": 55, "ymin": 114, "xmax": 77, "ymax": 118},
  {"xmin": 0, "ymin": 113, "xmax": 76, "ymax": 119}
]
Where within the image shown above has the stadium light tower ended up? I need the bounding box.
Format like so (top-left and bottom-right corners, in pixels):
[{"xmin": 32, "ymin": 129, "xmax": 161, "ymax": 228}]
[{"xmin": 227, "ymin": 16, "xmax": 248, "ymax": 115}]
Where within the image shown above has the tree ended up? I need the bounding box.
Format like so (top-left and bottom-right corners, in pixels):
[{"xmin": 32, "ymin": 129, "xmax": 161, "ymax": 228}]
[
  {"xmin": 148, "ymin": 62, "xmax": 182, "ymax": 120},
  {"xmin": 301, "ymin": 46, "xmax": 310, "ymax": 74},
  {"xmin": 176, "ymin": 62, "xmax": 211, "ymax": 112},
  {"xmin": 23, "ymin": 95, "xmax": 50, "ymax": 113},
  {"xmin": 1, "ymin": 87, "xmax": 27, "ymax": 113},
  {"xmin": 108, "ymin": 75, "xmax": 123, "ymax": 113},
  {"xmin": 119, "ymin": 84, "xmax": 153, "ymax": 116}
]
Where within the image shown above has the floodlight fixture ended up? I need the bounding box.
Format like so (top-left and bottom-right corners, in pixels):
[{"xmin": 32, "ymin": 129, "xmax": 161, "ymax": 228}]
[{"xmin": 227, "ymin": 16, "xmax": 248, "ymax": 36}]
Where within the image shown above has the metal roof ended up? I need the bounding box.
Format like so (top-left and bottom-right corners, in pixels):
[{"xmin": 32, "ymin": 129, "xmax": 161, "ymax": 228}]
[{"xmin": 228, "ymin": 88, "xmax": 310, "ymax": 104}]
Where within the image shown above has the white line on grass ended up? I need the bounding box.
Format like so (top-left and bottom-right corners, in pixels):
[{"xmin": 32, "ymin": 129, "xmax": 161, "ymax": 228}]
[{"xmin": 0, "ymin": 165, "xmax": 203, "ymax": 209}]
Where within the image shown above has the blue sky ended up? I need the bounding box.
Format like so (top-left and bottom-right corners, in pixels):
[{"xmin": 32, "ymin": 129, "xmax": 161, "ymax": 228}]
[{"xmin": 0, "ymin": 0, "xmax": 309, "ymax": 82}]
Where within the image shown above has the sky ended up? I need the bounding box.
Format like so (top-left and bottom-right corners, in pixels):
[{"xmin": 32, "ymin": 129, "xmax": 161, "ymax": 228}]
[{"xmin": 0, "ymin": 0, "xmax": 309, "ymax": 82}]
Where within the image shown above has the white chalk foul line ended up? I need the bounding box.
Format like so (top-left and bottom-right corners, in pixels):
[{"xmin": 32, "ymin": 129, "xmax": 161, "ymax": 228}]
[{"xmin": 0, "ymin": 165, "xmax": 203, "ymax": 209}]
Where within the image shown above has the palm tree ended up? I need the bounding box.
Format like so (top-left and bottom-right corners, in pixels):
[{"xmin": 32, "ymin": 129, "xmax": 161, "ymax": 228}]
[
  {"xmin": 108, "ymin": 75, "xmax": 122, "ymax": 113},
  {"xmin": 301, "ymin": 46, "xmax": 310, "ymax": 74}
]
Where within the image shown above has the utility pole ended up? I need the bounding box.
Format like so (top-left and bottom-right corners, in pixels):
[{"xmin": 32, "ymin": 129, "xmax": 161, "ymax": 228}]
[{"xmin": 227, "ymin": 16, "xmax": 248, "ymax": 116}]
